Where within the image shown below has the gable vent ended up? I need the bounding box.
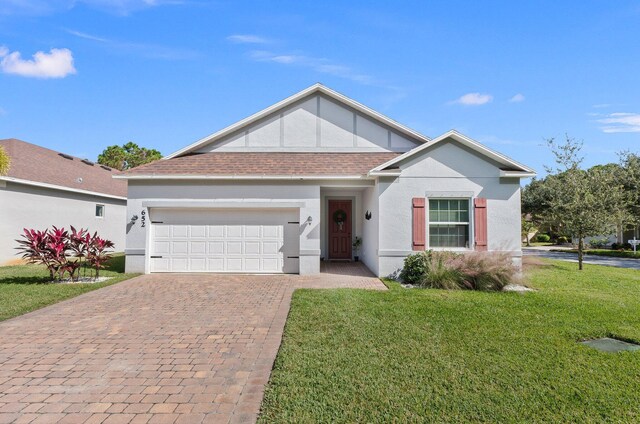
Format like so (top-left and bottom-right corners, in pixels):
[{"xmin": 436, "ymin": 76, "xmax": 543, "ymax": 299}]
[
  {"xmin": 81, "ymin": 159, "xmax": 95, "ymax": 166},
  {"xmin": 58, "ymin": 153, "xmax": 73, "ymax": 160}
]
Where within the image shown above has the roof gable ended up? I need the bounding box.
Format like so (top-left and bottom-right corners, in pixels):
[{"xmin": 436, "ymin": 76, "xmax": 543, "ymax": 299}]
[
  {"xmin": 370, "ymin": 130, "xmax": 536, "ymax": 177},
  {"xmin": 165, "ymin": 84, "xmax": 430, "ymax": 158}
]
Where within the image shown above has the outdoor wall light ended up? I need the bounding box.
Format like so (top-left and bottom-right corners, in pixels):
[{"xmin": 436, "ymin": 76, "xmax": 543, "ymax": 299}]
[
  {"xmin": 307, "ymin": 216, "xmax": 313, "ymax": 225},
  {"xmin": 365, "ymin": 210, "xmax": 372, "ymax": 220},
  {"xmin": 130, "ymin": 214, "xmax": 139, "ymax": 224}
]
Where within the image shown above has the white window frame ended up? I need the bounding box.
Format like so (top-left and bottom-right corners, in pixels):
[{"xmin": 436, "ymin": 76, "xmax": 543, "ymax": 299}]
[
  {"xmin": 95, "ymin": 204, "xmax": 105, "ymax": 219},
  {"xmin": 426, "ymin": 197, "xmax": 473, "ymax": 251}
]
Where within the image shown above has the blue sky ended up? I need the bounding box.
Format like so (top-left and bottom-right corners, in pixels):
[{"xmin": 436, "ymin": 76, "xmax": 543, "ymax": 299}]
[{"xmin": 1, "ymin": 0, "xmax": 639, "ymax": 176}]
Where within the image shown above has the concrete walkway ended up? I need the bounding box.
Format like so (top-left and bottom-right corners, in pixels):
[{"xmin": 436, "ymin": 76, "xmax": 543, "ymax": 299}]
[
  {"xmin": 523, "ymin": 247, "xmax": 640, "ymax": 270},
  {"xmin": 0, "ymin": 264, "xmax": 385, "ymax": 424}
]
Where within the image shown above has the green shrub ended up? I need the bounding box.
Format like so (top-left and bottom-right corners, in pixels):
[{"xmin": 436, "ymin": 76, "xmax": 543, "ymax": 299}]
[
  {"xmin": 556, "ymin": 236, "xmax": 569, "ymax": 244},
  {"xmin": 589, "ymin": 238, "xmax": 609, "ymax": 249},
  {"xmin": 400, "ymin": 251, "xmax": 431, "ymax": 284},
  {"xmin": 535, "ymin": 234, "xmax": 551, "ymax": 242}
]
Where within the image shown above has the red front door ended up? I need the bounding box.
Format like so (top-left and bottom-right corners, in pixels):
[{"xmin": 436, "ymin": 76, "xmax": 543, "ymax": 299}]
[{"xmin": 328, "ymin": 199, "xmax": 352, "ymax": 260}]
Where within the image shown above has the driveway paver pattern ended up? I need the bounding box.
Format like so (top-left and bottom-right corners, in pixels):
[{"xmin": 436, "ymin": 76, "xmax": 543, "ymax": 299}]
[{"xmin": 0, "ymin": 263, "xmax": 385, "ymax": 424}]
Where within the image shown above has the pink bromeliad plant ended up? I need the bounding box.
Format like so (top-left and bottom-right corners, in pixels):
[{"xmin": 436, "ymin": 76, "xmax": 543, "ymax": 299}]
[{"xmin": 16, "ymin": 226, "xmax": 114, "ymax": 282}]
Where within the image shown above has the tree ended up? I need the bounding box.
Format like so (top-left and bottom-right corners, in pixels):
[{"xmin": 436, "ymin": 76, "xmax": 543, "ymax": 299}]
[
  {"xmin": 545, "ymin": 136, "xmax": 629, "ymax": 270},
  {"xmin": 0, "ymin": 146, "xmax": 10, "ymax": 175},
  {"xmin": 97, "ymin": 142, "xmax": 162, "ymax": 171}
]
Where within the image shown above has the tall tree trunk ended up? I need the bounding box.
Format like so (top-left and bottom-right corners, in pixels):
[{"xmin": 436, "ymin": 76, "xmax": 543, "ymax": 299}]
[{"xmin": 578, "ymin": 237, "xmax": 584, "ymax": 270}]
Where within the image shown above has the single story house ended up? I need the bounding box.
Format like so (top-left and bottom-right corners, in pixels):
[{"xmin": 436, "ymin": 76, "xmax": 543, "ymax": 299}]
[
  {"xmin": 117, "ymin": 84, "xmax": 535, "ymax": 277},
  {"xmin": 0, "ymin": 139, "xmax": 127, "ymax": 265}
]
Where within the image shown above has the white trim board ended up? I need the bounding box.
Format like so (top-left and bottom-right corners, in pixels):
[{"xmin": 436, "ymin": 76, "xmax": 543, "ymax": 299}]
[
  {"xmin": 164, "ymin": 84, "xmax": 431, "ymax": 159},
  {"xmin": 0, "ymin": 176, "xmax": 126, "ymax": 201},
  {"xmin": 115, "ymin": 174, "xmax": 370, "ymax": 181}
]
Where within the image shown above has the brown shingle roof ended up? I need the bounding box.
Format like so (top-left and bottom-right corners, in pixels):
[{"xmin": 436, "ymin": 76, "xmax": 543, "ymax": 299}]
[
  {"xmin": 0, "ymin": 138, "xmax": 127, "ymax": 198},
  {"xmin": 123, "ymin": 152, "xmax": 401, "ymax": 177}
]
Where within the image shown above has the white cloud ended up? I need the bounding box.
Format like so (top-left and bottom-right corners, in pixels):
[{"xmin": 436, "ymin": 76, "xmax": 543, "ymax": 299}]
[
  {"xmin": 0, "ymin": 0, "xmax": 180, "ymax": 16},
  {"xmin": 66, "ymin": 29, "xmax": 199, "ymax": 60},
  {"xmin": 227, "ymin": 34, "xmax": 269, "ymax": 44},
  {"xmin": 0, "ymin": 46, "xmax": 76, "ymax": 79},
  {"xmin": 65, "ymin": 29, "xmax": 109, "ymax": 42},
  {"xmin": 248, "ymin": 50, "xmax": 376, "ymax": 85},
  {"xmin": 596, "ymin": 112, "xmax": 640, "ymax": 133},
  {"xmin": 509, "ymin": 93, "xmax": 525, "ymax": 103},
  {"xmin": 450, "ymin": 92, "xmax": 493, "ymax": 106}
]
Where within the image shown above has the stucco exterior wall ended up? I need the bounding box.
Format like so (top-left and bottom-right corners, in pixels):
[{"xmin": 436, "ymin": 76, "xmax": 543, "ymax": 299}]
[
  {"xmin": 194, "ymin": 94, "xmax": 420, "ymax": 153},
  {"xmin": 376, "ymin": 141, "xmax": 522, "ymax": 277},
  {"xmin": 0, "ymin": 181, "xmax": 126, "ymax": 265},
  {"xmin": 125, "ymin": 180, "xmax": 321, "ymax": 274},
  {"xmin": 361, "ymin": 184, "xmax": 380, "ymax": 276}
]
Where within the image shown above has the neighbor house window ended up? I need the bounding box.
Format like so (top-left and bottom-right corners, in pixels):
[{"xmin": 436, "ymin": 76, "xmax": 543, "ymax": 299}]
[
  {"xmin": 428, "ymin": 199, "xmax": 470, "ymax": 248},
  {"xmin": 95, "ymin": 204, "xmax": 105, "ymax": 218}
]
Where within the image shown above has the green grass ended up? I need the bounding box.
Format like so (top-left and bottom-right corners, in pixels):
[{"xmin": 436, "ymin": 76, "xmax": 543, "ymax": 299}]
[
  {"xmin": 0, "ymin": 253, "xmax": 138, "ymax": 321},
  {"xmin": 260, "ymin": 260, "xmax": 640, "ymax": 423},
  {"xmin": 550, "ymin": 248, "xmax": 640, "ymax": 259},
  {"xmin": 524, "ymin": 241, "xmax": 556, "ymax": 247}
]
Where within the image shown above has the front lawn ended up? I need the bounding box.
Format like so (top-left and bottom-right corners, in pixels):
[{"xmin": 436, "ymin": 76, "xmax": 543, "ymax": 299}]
[
  {"xmin": 0, "ymin": 253, "xmax": 138, "ymax": 321},
  {"xmin": 260, "ymin": 260, "xmax": 640, "ymax": 422}
]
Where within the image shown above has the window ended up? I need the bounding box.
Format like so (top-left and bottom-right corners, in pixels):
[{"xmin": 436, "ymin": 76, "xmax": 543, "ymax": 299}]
[
  {"xmin": 95, "ymin": 204, "xmax": 105, "ymax": 218},
  {"xmin": 428, "ymin": 199, "xmax": 470, "ymax": 248}
]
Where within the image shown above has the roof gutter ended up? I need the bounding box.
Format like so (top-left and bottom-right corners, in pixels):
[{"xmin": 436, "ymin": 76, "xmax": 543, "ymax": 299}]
[{"xmin": 499, "ymin": 170, "xmax": 537, "ymax": 178}]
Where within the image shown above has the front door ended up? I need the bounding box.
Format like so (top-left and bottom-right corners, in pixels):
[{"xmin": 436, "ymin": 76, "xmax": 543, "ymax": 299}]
[{"xmin": 328, "ymin": 199, "xmax": 352, "ymax": 260}]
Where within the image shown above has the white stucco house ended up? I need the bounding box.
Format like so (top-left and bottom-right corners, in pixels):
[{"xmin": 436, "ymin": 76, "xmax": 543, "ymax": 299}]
[
  {"xmin": 117, "ymin": 84, "xmax": 535, "ymax": 277},
  {"xmin": 0, "ymin": 139, "xmax": 127, "ymax": 265}
]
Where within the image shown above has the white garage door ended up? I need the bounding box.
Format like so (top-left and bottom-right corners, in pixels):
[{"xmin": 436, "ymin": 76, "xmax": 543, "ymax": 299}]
[{"xmin": 149, "ymin": 208, "xmax": 299, "ymax": 273}]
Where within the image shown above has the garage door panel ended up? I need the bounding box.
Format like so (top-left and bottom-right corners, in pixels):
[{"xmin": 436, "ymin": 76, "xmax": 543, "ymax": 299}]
[
  {"xmin": 171, "ymin": 258, "xmax": 188, "ymax": 272},
  {"xmin": 150, "ymin": 209, "xmax": 299, "ymax": 273},
  {"xmin": 191, "ymin": 225, "xmax": 207, "ymax": 238},
  {"xmin": 190, "ymin": 258, "xmax": 207, "ymax": 271},
  {"xmin": 245, "ymin": 226, "xmax": 260, "ymax": 237},
  {"xmin": 263, "ymin": 242, "xmax": 280, "ymax": 254},
  {"xmin": 172, "ymin": 226, "xmax": 188, "ymax": 237},
  {"xmin": 227, "ymin": 242, "xmax": 242, "ymax": 254},
  {"xmin": 208, "ymin": 242, "xmax": 224, "ymax": 254},
  {"xmin": 207, "ymin": 257, "xmax": 224, "ymax": 271},
  {"xmin": 153, "ymin": 241, "xmax": 170, "ymax": 254},
  {"xmin": 245, "ymin": 242, "xmax": 261, "ymax": 254},
  {"xmin": 208, "ymin": 226, "xmax": 224, "ymax": 237},
  {"xmin": 172, "ymin": 241, "xmax": 188, "ymax": 254},
  {"xmin": 151, "ymin": 257, "xmax": 170, "ymax": 272},
  {"xmin": 190, "ymin": 241, "xmax": 206, "ymax": 254},
  {"xmin": 262, "ymin": 226, "xmax": 279, "ymax": 238},
  {"xmin": 227, "ymin": 226, "xmax": 243, "ymax": 237}
]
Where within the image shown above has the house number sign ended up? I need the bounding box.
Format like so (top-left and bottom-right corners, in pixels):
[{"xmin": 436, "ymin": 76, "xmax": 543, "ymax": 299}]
[{"xmin": 141, "ymin": 210, "xmax": 146, "ymax": 227}]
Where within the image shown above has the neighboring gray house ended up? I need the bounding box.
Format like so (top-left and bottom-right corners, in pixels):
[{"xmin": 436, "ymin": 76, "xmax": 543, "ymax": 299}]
[
  {"xmin": 0, "ymin": 139, "xmax": 127, "ymax": 265},
  {"xmin": 117, "ymin": 84, "xmax": 535, "ymax": 277}
]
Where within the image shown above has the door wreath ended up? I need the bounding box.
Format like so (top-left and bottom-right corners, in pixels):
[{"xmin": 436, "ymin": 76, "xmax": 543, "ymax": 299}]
[{"xmin": 333, "ymin": 209, "xmax": 347, "ymax": 230}]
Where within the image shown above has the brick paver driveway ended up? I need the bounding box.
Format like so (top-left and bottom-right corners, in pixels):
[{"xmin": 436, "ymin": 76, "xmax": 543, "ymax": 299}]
[{"xmin": 0, "ymin": 263, "xmax": 385, "ymax": 424}]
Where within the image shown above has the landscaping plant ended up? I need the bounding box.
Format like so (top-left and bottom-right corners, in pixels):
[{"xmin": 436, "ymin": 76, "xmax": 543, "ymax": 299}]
[
  {"xmin": 401, "ymin": 251, "xmax": 518, "ymax": 291},
  {"xmin": 16, "ymin": 226, "xmax": 114, "ymax": 282}
]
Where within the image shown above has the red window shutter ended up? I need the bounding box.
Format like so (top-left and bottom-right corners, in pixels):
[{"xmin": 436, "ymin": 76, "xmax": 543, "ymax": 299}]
[
  {"xmin": 474, "ymin": 198, "xmax": 488, "ymax": 251},
  {"xmin": 412, "ymin": 198, "xmax": 426, "ymax": 251}
]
